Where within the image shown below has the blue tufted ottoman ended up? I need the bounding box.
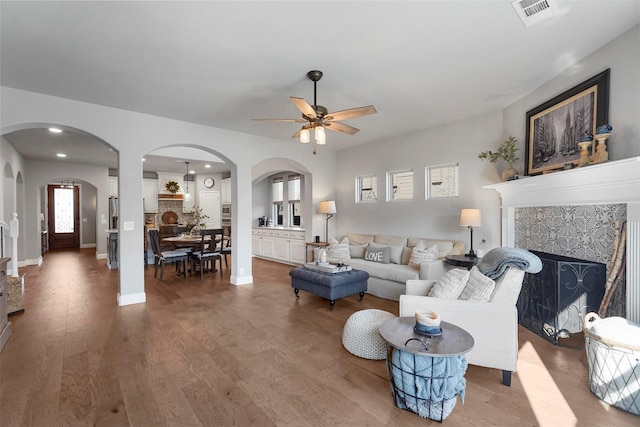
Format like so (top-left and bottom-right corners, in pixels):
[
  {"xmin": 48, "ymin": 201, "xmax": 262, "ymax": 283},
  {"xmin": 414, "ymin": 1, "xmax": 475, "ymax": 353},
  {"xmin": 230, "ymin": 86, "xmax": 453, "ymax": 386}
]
[{"xmin": 289, "ymin": 267, "xmax": 369, "ymax": 310}]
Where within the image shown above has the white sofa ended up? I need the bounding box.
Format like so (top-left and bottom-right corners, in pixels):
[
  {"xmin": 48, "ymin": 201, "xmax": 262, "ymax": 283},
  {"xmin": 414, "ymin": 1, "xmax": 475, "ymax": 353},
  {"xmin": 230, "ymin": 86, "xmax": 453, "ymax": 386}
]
[
  {"xmin": 399, "ymin": 266, "xmax": 526, "ymax": 386},
  {"xmin": 328, "ymin": 233, "xmax": 464, "ymax": 301}
]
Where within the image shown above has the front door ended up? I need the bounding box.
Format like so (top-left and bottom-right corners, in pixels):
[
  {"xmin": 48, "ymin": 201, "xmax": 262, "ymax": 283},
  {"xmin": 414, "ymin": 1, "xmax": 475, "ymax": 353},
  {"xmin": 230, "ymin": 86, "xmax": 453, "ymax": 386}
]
[{"xmin": 48, "ymin": 184, "xmax": 80, "ymax": 249}]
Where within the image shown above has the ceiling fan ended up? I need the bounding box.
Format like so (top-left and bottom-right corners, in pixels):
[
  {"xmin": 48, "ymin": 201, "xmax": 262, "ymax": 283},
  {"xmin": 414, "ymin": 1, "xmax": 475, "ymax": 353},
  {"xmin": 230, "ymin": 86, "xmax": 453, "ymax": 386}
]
[{"xmin": 253, "ymin": 70, "xmax": 377, "ymax": 153}]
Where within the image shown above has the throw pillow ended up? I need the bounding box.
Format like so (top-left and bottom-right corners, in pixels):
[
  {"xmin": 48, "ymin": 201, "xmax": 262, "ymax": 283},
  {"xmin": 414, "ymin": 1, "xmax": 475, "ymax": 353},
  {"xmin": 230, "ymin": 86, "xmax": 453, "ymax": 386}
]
[
  {"xmin": 459, "ymin": 266, "xmax": 496, "ymax": 301},
  {"xmin": 364, "ymin": 244, "xmax": 391, "ymax": 264},
  {"xmin": 349, "ymin": 244, "xmax": 367, "ymax": 259},
  {"xmin": 401, "ymin": 246, "xmax": 412, "ymax": 265},
  {"xmin": 327, "ymin": 237, "xmax": 350, "ymax": 260},
  {"xmin": 367, "ymin": 242, "xmax": 402, "ymax": 264},
  {"xmin": 409, "ymin": 242, "xmax": 439, "ymax": 267},
  {"xmin": 427, "ymin": 268, "xmax": 470, "ymax": 299}
]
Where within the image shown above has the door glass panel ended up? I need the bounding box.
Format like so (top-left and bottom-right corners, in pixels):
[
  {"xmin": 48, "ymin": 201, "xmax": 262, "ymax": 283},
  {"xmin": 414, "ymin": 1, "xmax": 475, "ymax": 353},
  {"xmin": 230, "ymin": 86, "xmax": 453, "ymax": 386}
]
[{"xmin": 54, "ymin": 187, "xmax": 74, "ymax": 233}]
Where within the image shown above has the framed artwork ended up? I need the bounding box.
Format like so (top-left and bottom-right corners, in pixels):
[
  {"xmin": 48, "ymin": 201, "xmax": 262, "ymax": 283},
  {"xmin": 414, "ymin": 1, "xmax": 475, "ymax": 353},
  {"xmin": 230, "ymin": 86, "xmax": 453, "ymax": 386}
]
[{"xmin": 525, "ymin": 69, "xmax": 609, "ymax": 175}]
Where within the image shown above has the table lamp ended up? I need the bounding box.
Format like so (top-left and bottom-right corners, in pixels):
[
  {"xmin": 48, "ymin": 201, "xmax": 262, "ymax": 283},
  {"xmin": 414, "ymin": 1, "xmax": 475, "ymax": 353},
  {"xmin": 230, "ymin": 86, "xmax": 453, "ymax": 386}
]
[
  {"xmin": 459, "ymin": 208, "xmax": 482, "ymax": 258},
  {"xmin": 319, "ymin": 201, "xmax": 336, "ymax": 243}
]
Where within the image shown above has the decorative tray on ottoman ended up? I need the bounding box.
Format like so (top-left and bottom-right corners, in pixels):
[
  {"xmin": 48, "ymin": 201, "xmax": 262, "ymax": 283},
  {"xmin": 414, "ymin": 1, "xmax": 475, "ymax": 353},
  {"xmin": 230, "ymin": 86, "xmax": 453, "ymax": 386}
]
[{"xmin": 304, "ymin": 262, "xmax": 352, "ymax": 273}]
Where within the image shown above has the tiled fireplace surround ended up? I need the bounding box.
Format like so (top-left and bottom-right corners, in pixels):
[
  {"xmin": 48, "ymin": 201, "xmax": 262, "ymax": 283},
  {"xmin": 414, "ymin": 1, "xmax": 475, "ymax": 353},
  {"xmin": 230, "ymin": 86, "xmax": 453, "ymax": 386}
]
[{"xmin": 485, "ymin": 157, "xmax": 640, "ymax": 324}]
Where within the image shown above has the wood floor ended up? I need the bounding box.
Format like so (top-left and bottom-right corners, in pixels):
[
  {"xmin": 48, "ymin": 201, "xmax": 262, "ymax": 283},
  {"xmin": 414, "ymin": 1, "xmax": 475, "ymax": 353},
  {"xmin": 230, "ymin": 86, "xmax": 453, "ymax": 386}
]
[{"xmin": 1, "ymin": 248, "xmax": 637, "ymax": 426}]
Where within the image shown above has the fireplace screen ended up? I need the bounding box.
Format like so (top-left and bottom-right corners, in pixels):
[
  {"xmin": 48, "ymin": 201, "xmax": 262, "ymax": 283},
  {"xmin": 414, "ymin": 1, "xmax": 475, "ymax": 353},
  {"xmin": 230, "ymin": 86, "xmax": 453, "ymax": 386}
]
[{"xmin": 518, "ymin": 251, "xmax": 606, "ymax": 347}]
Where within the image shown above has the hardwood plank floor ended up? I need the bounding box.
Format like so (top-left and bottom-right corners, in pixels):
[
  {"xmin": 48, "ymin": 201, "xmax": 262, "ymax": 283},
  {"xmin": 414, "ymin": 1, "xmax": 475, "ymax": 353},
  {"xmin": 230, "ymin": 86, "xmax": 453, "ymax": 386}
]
[{"xmin": 1, "ymin": 248, "xmax": 637, "ymax": 426}]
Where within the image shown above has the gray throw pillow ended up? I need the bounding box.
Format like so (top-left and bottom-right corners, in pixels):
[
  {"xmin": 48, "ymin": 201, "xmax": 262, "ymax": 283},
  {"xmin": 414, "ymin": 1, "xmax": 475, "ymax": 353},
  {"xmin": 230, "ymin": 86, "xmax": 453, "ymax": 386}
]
[{"xmin": 364, "ymin": 244, "xmax": 391, "ymax": 264}]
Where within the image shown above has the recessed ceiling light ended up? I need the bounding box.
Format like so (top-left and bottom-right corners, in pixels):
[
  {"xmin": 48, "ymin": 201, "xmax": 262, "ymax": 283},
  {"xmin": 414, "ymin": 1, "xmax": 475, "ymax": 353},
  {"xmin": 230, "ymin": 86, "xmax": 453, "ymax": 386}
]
[
  {"xmin": 204, "ymin": 164, "xmax": 211, "ymax": 168},
  {"xmin": 142, "ymin": 158, "xmax": 146, "ymax": 161},
  {"xmin": 49, "ymin": 127, "xmax": 62, "ymax": 133},
  {"xmin": 56, "ymin": 153, "xmax": 67, "ymax": 158},
  {"xmin": 189, "ymin": 170, "xmax": 195, "ymax": 174}
]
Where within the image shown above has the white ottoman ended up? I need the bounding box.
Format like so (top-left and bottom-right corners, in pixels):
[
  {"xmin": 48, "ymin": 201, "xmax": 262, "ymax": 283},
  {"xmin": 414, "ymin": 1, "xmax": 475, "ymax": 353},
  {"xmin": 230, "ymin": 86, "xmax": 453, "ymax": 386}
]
[{"xmin": 342, "ymin": 309, "xmax": 396, "ymax": 360}]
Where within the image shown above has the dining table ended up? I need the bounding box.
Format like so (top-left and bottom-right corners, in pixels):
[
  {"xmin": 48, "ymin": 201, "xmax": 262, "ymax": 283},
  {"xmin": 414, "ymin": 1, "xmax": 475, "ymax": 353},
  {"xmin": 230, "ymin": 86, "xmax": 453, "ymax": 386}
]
[{"xmin": 162, "ymin": 234, "xmax": 214, "ymax": 249}]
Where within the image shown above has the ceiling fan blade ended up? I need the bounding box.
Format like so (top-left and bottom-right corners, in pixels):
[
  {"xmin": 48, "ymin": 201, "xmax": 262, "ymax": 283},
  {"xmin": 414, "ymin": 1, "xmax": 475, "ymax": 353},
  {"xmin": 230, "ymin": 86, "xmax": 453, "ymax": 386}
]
[
  {"xmin": 290, "ymin": 97, "xmax": 317, "ymax": 119},
  {"xmin": 325, "ymin": 105, "xmax": 377, "ymax": 121},
  {"xmin": 252, "ymin": 118, "xmax": 307, "ymax": 123},
  {"xmin": 324, "ymin": 121, "xmax": 360, "ymax": 135}
]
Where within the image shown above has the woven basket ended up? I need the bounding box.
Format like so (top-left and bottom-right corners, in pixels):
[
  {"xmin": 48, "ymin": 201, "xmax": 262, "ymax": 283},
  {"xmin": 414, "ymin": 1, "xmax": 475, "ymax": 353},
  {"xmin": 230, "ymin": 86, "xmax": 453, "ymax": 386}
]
[{"xmin": 583, "ymin": 312, "xmax": 640, "ymax": 415}]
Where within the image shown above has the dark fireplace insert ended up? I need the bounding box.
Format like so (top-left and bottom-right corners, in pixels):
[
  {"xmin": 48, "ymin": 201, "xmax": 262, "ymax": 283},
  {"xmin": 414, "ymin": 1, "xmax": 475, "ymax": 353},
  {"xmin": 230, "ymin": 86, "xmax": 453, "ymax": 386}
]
[{"xmin": 517, "ymin": 250, "xmax": 606, "ymax": 348}]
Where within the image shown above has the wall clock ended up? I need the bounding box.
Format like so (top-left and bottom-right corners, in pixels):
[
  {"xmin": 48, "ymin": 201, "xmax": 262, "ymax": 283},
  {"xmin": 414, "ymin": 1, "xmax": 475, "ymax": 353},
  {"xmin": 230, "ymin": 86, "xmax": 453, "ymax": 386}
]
[{"xmin": 204, "ymin": 177, "xmax": 215, "ymax": 188}]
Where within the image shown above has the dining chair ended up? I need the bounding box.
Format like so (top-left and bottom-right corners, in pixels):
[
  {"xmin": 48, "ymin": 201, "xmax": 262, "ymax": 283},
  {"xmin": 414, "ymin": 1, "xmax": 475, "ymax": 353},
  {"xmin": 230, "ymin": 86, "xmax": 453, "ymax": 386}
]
[
  {"xmin": 220, "ymin": 230, "xmax": 231, "ymax": 268},
  {"xmin": 148, "ymin": 229, "xmax": 189, "ymax": 281},
  {"xmin": 190, "ymin": 228, "xmax": 223, "ymax": 279}
]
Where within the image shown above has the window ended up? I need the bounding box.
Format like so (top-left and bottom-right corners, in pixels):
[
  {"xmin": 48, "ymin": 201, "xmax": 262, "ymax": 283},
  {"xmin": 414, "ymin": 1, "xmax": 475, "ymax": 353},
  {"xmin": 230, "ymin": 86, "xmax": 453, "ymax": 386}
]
[
  {"xmin": 54, "ymin": 187, "xmax": 74, "ymax": 232},
  {"xmin": 270, "ymin": 173, "xmax": 304, "ymax": 227},
  {"xmin": 272, "ymin": 177, "xmax": 284, "ymax": 226},
  {"xmin": 288, "ymin": 175, "xmax": 301, "ymax": 226},
  {"xmin": 356, "ymin": 174, "xmax": 377, "ymax": 203},
  {"xmin": 387, "ymin": 170, "xmax": 413, "ymax": 201},
  {"xmin": 426, "ymin": 163, "xmax": 459, "ymax": 199}
]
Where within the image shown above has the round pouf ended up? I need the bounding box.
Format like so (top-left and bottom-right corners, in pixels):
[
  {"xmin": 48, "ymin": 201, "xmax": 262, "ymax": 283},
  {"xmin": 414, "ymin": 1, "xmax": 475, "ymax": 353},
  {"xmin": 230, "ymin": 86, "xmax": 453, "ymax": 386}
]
[{"xmin": 342, "ymin": 309, "xmax": 396, "ymax": 360}]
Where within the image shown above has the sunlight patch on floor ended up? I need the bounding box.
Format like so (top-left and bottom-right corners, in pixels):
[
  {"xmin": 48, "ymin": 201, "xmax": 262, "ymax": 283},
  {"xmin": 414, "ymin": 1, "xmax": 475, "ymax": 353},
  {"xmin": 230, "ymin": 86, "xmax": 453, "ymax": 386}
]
[{"xmin": 518, "ymin": 341, "xmax": 578, "ymax": 427}]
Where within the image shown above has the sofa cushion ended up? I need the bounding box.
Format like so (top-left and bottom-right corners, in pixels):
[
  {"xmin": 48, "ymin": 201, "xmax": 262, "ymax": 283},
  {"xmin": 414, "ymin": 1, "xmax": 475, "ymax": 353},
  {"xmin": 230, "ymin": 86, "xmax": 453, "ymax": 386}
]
[
  {"xmin": 349, "ymin": 244, "xmax": 367, "ymax": 259},
  {"xmin": 407, "ymin": 238, "xmax": 454, "ymax": 259},
  {"xmin": 374, "ymin": 235, "xmax": 408, "ymax": 247},
  {"xmin": 409, "ymin": 242, "xmax": 439, "ymax": 267},
  {"xmin": 347, "ymin": 233, "xmax": 375, "ymax": 246},
  {"xmin": 427, "ymin": 268, "xmax": 469, "ymax": 299},
  {"xmin": 459, "ymin": 266, "xmax": 495, "ymax": 302},
  {"xmin": 364, "ymin": 244, "xmax": 391, "ymax": 264},
  {"xmin": 327, "ymin": 237, "xmax": 350, "ymax": 260},
  {"xmin": 347, "ymin": 258, "xmax": 419, "ymax": 283}
]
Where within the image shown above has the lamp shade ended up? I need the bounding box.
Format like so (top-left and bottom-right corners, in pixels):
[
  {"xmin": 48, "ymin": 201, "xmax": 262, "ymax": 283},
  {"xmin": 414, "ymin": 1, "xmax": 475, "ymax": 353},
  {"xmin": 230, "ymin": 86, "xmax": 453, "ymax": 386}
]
[
  {"xmin": 460, "ymin": 209, "xmax": 482, "ymax": 227},
  {"xmin": 319, "ymin": 200, "xmax": 336, "ymax": 214}
]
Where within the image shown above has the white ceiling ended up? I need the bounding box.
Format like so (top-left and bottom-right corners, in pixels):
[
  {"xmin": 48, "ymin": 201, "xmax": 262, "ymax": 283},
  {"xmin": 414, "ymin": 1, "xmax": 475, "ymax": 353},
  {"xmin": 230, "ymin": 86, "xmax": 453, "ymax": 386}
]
[{"xmin": 1, "ymin": 1, "xmax": 639, "ymax": 174}]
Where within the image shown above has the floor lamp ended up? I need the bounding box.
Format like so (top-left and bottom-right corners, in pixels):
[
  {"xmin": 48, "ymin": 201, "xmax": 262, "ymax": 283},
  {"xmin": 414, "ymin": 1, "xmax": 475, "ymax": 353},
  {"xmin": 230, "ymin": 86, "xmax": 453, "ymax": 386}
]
[
  {"xmin": 319, "ymin": 201, "xmax": 336, "ymax": 243},
  {"xmin": 460, "ymin": 208, "xmax": 482, "ymax": 258}
]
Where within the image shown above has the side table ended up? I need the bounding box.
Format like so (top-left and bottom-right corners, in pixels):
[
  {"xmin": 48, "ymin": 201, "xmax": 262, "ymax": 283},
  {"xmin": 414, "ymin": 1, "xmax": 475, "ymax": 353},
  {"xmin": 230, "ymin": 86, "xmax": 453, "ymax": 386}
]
[
  {"xmin": 306, "ymin": 241, "xmax": 329, "ymax": 262},
  {"xmin": 379, "ymin": 317, "xmax": 474, "ymax": 421},
  {"xmin": 445, "ymin": 254, "xmax": 478, "ymax": 270}
]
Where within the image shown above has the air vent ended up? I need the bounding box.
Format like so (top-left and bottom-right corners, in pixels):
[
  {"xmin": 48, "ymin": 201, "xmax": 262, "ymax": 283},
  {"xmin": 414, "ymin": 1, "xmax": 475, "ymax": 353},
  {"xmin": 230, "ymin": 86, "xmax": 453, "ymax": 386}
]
[{"xmin": 512, "ymin": 0, "xmax": 558, "ymax": 27}]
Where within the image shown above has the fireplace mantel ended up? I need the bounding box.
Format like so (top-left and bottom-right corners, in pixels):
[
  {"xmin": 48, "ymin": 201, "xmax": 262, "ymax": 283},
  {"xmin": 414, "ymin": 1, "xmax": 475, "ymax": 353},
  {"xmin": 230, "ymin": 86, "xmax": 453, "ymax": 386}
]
[
  {"xmin": 484, "ymin": 156, "xmax": 640, "ymax": 208},
  {"xmin": 484, "ymin": 156, "xmax": 640, "ymax": 323}
]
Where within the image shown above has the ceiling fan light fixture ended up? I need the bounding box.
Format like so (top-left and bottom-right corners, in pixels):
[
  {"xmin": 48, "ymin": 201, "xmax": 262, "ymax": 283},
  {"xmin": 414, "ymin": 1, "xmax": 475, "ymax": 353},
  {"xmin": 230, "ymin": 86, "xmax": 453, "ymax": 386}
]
[
  {"xmin": 300, "ymin": 128, "xmax": 310, "ymax": 143},
  {"xmin": 315, "ymin": 126, "xmax": 326, "ymax": 145}
]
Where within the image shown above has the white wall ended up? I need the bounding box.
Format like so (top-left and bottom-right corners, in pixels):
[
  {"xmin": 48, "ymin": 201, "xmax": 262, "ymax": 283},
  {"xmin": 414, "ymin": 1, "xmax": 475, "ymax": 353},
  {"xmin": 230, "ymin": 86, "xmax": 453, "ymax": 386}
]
[
  {"xmin": 504, "ymin": 24, "xmax": 640, "ymax": 162},
  {"xmin": 335, "ymin": 111, "xmax": 504, "ymax": 252},
  {"xmin": 335, "ymin": 24, "xmax": 640, "ymax": 253}
]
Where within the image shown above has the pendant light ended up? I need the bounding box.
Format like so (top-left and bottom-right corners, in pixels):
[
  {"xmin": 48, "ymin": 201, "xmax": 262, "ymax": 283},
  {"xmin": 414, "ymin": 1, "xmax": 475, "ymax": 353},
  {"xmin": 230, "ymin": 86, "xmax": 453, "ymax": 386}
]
[{"xmin": 184, "ymin": 161, "xmax": 192, "ymax": 202}]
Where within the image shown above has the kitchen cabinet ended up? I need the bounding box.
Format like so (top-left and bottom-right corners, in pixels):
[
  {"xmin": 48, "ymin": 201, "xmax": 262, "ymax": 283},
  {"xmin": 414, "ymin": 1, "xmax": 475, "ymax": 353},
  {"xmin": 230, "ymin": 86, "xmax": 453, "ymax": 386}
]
[
  {"xmin": 221, "ymin": 178, "xmax": 231, "ymax": 203},
  {"xmin": 252, "ymin": 228, "xmax": 305, "ymax": 265},
  {"xmin": 143, "ymin": 178, "xmax": 158, "ymax": 213},
  {"xmin": 108, "ymin": 176, "xmax": 118, "ymax": 197}
]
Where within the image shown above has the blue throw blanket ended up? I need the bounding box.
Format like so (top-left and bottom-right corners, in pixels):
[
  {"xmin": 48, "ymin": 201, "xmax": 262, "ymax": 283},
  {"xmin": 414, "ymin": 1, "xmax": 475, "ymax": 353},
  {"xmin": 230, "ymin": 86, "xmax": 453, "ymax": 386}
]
[
  {"xmin": 390, "ymin": 349, "xmax": 467, "ymax": 420},
  {"xmin": 477, "ymin": 247, "xmax": 542, "ymax": 279}
]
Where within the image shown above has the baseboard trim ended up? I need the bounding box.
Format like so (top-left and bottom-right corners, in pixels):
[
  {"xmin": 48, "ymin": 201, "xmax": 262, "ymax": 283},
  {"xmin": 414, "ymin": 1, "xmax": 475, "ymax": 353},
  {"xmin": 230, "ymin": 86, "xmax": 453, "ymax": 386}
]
[
  {"xmin": 117, "ymin": 292, "xmax": 146, "ymax": 306},
  {"xmin": 231, "ymin": 274, "xmax": 253, "ymax": 285},
  {"xmin": 96, "ymin": 252, "xmax": 107, "ymax": 260}
]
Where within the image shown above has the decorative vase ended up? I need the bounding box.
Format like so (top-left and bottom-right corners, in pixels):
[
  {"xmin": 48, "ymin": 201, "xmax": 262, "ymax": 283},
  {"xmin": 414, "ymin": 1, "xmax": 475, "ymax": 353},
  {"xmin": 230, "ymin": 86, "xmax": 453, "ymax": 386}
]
[
  {"xmin": 190, "ymin": 224, "xmax": 202, "ymax": 237},
  {"xmin": 501, "ymin": 164, "xmax": 519, "ymax": 182}
]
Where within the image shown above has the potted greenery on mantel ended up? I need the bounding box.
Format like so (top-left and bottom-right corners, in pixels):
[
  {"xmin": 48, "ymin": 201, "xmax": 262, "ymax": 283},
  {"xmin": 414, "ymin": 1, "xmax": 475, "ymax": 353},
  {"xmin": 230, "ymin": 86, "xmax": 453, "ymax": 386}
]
[{"xmin": 479, "ymin": 136, "xmax": 519, "ymax": 181}]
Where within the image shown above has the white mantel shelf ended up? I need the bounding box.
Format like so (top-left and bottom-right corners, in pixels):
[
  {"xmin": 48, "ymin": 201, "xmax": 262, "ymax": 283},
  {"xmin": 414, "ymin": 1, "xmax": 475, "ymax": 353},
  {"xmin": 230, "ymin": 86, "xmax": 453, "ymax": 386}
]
[
  {"xmin": 484, "ymin": 156, "xmax": 640, "ymax": 323},
  {"xmin": 483, "ymin": 156, "xmax": 640, "ymax": 208}
]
